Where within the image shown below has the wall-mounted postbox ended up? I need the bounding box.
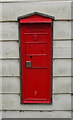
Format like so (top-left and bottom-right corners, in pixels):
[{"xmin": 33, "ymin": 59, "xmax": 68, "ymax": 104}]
[{"xmin": 18, "ymin": 12, "xmax": 54, "ymax": 104}]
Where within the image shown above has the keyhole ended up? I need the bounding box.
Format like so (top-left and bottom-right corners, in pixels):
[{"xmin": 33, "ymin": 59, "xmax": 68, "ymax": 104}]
[{"xmin": 30, "ymin": 56, "xmax": 32, "ymax": 59}]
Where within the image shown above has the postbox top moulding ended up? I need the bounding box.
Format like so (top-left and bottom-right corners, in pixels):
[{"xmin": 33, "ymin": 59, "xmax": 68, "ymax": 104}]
[{"xmin": 18, "ymin": 12, "xmax": 55, "ymax": 23}]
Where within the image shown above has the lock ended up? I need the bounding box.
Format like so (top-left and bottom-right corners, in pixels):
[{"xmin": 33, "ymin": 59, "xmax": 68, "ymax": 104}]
[{"xmin": 26, "ymin": 61, "xmax": 32, "ymax": 68}]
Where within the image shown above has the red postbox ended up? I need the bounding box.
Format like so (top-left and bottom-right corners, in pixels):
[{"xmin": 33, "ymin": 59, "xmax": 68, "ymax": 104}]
[{"xmin": 18, "ymin": 12, "xmax": 54, "ymax": 104}]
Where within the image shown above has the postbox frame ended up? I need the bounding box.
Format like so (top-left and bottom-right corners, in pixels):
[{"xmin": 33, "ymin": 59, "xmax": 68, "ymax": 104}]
[{"xmin": 18, "ymin": 12, "xmax": 55, "ymax": 104}]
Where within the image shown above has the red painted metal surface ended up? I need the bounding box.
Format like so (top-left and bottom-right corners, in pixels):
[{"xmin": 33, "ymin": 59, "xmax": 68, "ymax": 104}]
[
  {"xmin": 20, "ymin": 14, "xmax": 52, "ymax": 23},
  {"xmin": 19, "ymin": 14, "xmax": 53, "ymax": 104}
]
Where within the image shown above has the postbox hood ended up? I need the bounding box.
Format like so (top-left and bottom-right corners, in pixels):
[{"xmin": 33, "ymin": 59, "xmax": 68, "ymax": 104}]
[
  {"xmin": 18, "ymin": 12, "xmax": 55, "ymax": 23},
  {"xmin": 18, "ymin": 12, "xmax": 55, "ymax": 20}
]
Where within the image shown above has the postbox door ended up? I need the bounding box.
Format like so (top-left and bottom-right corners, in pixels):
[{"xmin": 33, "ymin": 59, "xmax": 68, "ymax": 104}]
[{"xmin": 20, "ymin": 23, "xmax": 52, "ymax": 103}]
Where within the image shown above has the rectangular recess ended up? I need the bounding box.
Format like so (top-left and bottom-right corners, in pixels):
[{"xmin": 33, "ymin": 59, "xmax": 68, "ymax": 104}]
[
  {"xmin": 22, "ymin": 69, "xmax": 51, "ymax": 103},
  {"xmin": 25, "ymin": 34, "xmax": 47, "ymax": 43},
  {"xmin": 19, "ymin": 22, "xmax": 52, "ymax": 104},
  {"xmin": 26, "ymin": 43, "xmax": 47, "ymax": 54}
]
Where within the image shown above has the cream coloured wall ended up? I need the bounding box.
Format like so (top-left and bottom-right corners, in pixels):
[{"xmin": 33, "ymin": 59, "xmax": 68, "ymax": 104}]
[{"xmin": 0, "ymin": 1, "xmax": 72, "ymax": 118}]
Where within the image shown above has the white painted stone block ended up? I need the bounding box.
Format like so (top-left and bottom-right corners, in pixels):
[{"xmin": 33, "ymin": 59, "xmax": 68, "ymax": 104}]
[
  {"xmin": 2, "ymin": 77, "xmax": 20, "ymax": 93},
  {"xmin": 53, "ymin": 77, "xmax": 71, "ymax": 93},
  {"xmin": 0, "ymin": 21, "xmax": 71, "ymax": 40},
  {"xmin": 0, "ymin": 0, "xmax": 72, "ymax": 2},
  {"xmin": 0, "ymin": 77, "xmax": 2, "ymax": 94},
  {"xmin": 2, "ymin": 1, "xmax": 71, "ymax": 21},
  {"xmin": 53, "ymin": 41, "xmax": 71, "ymax": 58},
  {"xmin": 54, "ymin": 21, "xmax": 71, "ymax": 39},
  {"xmin": 0, "ymin": 95, "xmax": 2, "ymax": 110},
  {"xmin": 0, "ymin": 60, "xmax": 2, "ymax": 76},
  {"xmin": 2, "ymin": 111, "xmax": 53, "ymax": 118},
  {"xmin": 52, "ymin": 111, "xmax": 71, "ymax": 118},
  {"xmin": 1, "ymin": 41, "xmax": 71, "ymax": 58},
  {"xmin": 1, "ymin": 22, "xmax": 18, "ymax": 40},
  {"xmin": 2, "ymin": 41, "xmax": 19, "ymax": 58},
  {"xmin": 53, "ymin": 94, "xmax": 71, "ymax": 110},
  {"xmin": 0, "ymin": 60, "xmax": 19, "ymax": 76},
  {"xmin": 71, "ymin": 95, "xmax": 73, "ymax": 110},
  {"xmin": 1, "ymin": 77, "xmax": 71, "ymax": 94},
  {"xmin": 2, "ymin": 94, "xmax": 71, "ymax": 110},
  {"xmin": 0, "ymin": 111, "xmax": 2, "ymax": 120},
  {"xmin": 53, "ymin": 59, "xmax": 71, "ymax": 76},
  {"xmin": 0, "ymin": 3, "xmax": 2, "ymax": 21},
  {"xmin": 2, "ymin": 111, "xmax": 71, "ymax": 118},
  {"xmin": 0, "ymin": 59, "xmax": 71, "ymax": 76}
]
